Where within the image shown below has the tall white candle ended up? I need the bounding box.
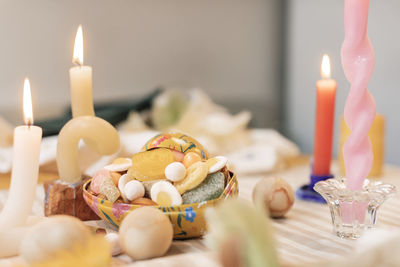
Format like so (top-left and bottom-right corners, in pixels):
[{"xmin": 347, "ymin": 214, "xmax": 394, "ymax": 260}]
[
  {"xmin": 69, "ymin": 25, "xmax": 95, "ymax": 117},
  {"xmin": 0, "ymin": 79, "xmax": 42, "ymax": 228}
]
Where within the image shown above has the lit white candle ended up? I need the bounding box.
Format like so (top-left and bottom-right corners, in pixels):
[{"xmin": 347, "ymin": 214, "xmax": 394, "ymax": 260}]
[
  {"xmin": 69, "ymin": 25, "xmax": 95, "ymax": 117},
  {"xmin": 0, "ymin": 79, "xmax": 42, "ymax": 228}
]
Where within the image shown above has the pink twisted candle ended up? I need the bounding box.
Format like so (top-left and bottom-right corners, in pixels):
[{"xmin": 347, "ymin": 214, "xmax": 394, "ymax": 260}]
[{"xmin": 341, "ymin": 0, "xmax": 376, "ymax": 190}]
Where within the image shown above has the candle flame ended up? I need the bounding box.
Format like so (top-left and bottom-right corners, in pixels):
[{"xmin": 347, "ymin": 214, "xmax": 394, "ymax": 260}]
[
  {"xmin": 73, "ymin": 25, "xmax": 84, "ymax": 66},
  {"xmin": 23, "ymin": 78, "xmax": 33, "ymax": 126},
  {"xmin": 321, "ymin": 54, "xmax": 331, "ymax": 79}
]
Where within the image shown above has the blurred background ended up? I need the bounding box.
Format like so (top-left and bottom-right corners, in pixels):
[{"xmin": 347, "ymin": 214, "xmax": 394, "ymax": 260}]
[{"xmin": 0, "ymin": 0, "xmax": 399, "ymax": 164}]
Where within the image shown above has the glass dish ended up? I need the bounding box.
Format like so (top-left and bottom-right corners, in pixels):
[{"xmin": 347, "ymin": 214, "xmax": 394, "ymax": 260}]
[{"xmin": 314, "ymin": 177, "xmax": 396, "ymax": 239}]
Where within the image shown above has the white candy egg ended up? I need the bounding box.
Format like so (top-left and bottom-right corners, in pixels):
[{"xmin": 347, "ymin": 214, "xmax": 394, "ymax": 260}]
[
  {"xmin": 150, "ymin": 181, "xmax": 182, "ymax": 206},
  {"xmin": 207, "ymin": 156, "xmax": 228, "ymax": 174},
  {"xmin": 125, "ymin": 180, "xmax": 145, "ymax": 201},
  {"xmin": 104, "ymin": 158, "xmax": 132, "ymax": 172},
  {"xmin": 104, "ymin": 232, "xmax": 123, "ymax": 256},
  {"xmin": 164, "ymin": 162, "xmax": 186, "ymax": 182},
  {"xmin": 118, "ymin": 174, "xmax": 134, "ymax": 202}
]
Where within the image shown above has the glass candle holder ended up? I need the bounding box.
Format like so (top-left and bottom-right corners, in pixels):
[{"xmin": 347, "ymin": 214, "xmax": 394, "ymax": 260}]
[{"xmin": 314, "ymin": 177, "xmax": 396, "ymax": 239}]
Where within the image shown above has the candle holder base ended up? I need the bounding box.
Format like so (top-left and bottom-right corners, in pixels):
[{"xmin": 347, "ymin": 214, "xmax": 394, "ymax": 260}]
[
  {"xmin": 296, "ymin": 174, "xmax": 334, "ymax": 203},
  {"xmin": 314, "ymin": 177, "xmax": 396, "ymax": 239},
  {"xmin": 44, "ymin": 177, "xmax": 99, "ymax": 221}
]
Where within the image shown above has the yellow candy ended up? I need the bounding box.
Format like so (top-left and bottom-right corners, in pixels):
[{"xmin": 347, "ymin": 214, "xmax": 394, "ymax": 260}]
[
  {"xmin": 128, "ymin": 148, "xmax": 175, "ymax": 181},
  {"xmin": 175, "ymin": 161, "xmax": 208, "ymax": 194}
]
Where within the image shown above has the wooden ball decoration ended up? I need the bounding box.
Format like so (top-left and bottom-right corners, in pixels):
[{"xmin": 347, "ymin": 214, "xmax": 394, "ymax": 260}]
[
  {"xmin": 252, "ymin": 176, "xmax": 294, "ymax": 218},
  {"xmin": 119, "ymin": 207, "xmax": 173, "ymax": 260}
]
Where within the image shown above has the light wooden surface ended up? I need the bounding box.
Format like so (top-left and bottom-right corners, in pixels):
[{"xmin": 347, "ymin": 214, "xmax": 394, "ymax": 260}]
[
  {"xmin": 1, "ymin": 157, "xmax": 399, "ymax": 267},
  {"xmin": 120, "ymin": 161, "xmax": 400, "ymax": 267},
  {"xmin": 0, "ymin": 171, "xmax": 56, "ymax": 189}
]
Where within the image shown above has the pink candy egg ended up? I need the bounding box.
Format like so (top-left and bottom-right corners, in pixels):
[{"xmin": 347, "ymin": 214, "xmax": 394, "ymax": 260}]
[
  {"xmin": 90, "ymin": 169, "xmax": 111, "ymax": 194},
  {"xmin": 172, "ymin": 150, "xmax": 185, "ymax": 162}
]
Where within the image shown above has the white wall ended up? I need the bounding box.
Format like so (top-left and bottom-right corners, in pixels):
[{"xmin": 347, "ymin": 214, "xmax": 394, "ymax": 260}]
[
  {"xmin": 284, "ymin": 0, "xmax": 400, "ymax": 164},
  {"xmin": 0, "ymin": 0, "xmax": 282, "ymax": 128}
]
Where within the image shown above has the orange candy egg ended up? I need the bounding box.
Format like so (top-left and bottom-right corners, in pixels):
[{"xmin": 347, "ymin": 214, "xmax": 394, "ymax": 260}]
[
  {"xmin": 183, "ymin": 152, "xmax": 202, "ymax": 168},
  {"xmin": 110, "ymin": 172, "xmax": 121, "ymax": 186}
]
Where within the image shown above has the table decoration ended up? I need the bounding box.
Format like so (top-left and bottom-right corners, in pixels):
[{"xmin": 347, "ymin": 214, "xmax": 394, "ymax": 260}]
[
  {"xmin": 296, "ymin": 55, "xmax": 336, "ymax": 203},
  {"xmin": 44, "ymin": 121, "xmax": 120, "ymax": 220},
  {"xmin": 252, "ymin": 176, "xmax": 294, "ymax": 218},
  {"xmin": 314, "ymin": 178, "xmax": 395, "ymax": 239},
  {"xmin": 338, "ymin": 114, "xmax": 385, "ymax": 177},
  {"xmin": 56, "ymin": 116, "xmax": 120, "ymax": 183},
  {"xmin": 0, "ymin": 79, "xmax": 42, "ymax": 228},
  {"xmin": 83, "ymin": 132, "xmax": 239, "ymax": 238},
  {"xmin": 19, "ymin": 215, "xmax": 111, "ymax": 266},
  {"xmin": 104, "ymin": 232, "xmax": 122, "ymax": 256},
  {"xmin": 0, "ymin": 79, "xmax": 45, "ymax": 258},
  {"xmin": 313, "ymin": 55, "xmax": 337, "ymax": 176},
  {"xmin": 119, "ymin": 207, "xmax": 173, "ymax": 260},
  {"xmin": 44, "ymin": 25, "xmax": 120, "ymax": 220},
  {"xmin": 315, "ymin": 0, "xmax": 395, "ymax": 239},
  {"xmin": 3, "ymin": 154, "xmax": 400, "ymax": 265},
  {"xmin": 205, "ymin": 199, "xmax": 279, "ymax": 267},
  {"xmin": 70, "ymin": 25, "xmax": 94, "ymax": 118},
  {"xmin": 341, "ymin": 0, "xmax": 375, "ymax": 191}
]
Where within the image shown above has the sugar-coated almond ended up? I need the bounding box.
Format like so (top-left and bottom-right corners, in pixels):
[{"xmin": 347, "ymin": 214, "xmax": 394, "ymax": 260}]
[
  {"xmin": 165, "ymin": 162, "xmax": 186, "ymax": 182},
  {"xmin": 125, "ymin": 180, "xmax": 145, "ymax": 201},
  {"xmin": 118, "ymin": 174, "xmax": 134, "ymax": 202}
]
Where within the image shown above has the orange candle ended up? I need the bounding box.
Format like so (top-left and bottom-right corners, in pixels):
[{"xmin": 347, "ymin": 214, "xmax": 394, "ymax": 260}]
[{"xmin": 313, "ymin": 55, "xmax": 337, "ymax": 175}]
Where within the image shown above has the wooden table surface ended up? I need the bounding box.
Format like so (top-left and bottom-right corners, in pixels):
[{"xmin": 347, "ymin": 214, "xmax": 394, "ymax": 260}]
[{"xmin": 1, "ymin": 157, "xmax": 399, "ymax": 267}]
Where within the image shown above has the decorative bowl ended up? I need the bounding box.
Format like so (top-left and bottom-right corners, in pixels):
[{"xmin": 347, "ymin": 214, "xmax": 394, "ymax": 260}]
[
  {"xmin": 83, "ymin": 171, "xmax": 238, "ymax": 239},
  {"xmin": 143, "ymin": 133, "xmax": 208, "ymax": 159}
]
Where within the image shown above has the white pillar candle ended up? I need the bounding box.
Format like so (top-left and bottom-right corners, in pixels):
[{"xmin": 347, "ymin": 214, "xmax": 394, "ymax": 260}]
[
  {"xmin": 0, "ymin": 79, "xmax": 42, "ymax": 228},
  {"xmin": 69, "ymin": 25, "xmax": 95, "ymax": 117}
]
